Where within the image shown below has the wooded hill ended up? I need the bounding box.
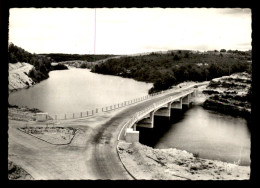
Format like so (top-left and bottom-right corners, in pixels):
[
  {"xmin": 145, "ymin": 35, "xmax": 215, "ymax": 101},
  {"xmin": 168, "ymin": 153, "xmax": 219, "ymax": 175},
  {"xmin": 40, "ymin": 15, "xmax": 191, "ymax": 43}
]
[
  {"xmin": 8, "ymin": 43, "xmax": 53, "ymax": 83},
  {"xmin": 40, "ymin": 53, "xmax": 116, "ymax": 62},
  {"xmin": 91, "ymin": 50, "xmax": 252, "ymax": 93}
]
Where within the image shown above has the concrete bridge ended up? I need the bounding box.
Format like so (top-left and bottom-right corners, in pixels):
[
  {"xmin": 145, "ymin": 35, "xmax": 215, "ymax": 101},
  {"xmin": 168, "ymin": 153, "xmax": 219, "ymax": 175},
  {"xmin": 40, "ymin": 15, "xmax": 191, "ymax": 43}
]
[{"xmin": 118, "ymin": 88, "xmax": 198, "ymax": 143}]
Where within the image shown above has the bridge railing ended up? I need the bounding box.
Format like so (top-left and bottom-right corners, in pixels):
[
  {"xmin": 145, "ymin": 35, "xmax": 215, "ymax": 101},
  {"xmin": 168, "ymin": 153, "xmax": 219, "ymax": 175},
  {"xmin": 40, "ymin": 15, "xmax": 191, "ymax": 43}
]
[{"xmin": 48, "ymin": 83, "xmax": 200, "ymax": 121}]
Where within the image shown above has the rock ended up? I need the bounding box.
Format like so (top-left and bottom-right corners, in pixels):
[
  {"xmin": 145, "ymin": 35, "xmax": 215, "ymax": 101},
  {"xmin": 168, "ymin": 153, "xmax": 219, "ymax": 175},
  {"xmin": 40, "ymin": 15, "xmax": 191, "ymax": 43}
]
[{"xmin": 9, "ymin": 62, "xmax": 35, "ymax": 92}]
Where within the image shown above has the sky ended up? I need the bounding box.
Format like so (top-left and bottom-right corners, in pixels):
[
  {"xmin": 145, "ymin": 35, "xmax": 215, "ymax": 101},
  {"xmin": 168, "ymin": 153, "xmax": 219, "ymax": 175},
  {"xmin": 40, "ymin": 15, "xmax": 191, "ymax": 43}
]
[{"xmin": 9, "ymin": 8, "xmax": 252, "ymax": 55}]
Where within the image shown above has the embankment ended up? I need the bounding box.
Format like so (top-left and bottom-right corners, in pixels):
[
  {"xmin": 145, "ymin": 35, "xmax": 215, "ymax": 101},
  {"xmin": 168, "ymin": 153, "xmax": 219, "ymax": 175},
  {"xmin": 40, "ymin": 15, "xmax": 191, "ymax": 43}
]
[
  {"xmin": 8, "ymin": 62, "xmax": 68, "ymax": 93},
  {"xmin": 202, "ymin": 72, "xmax": 251, "ymax": 119},
  {"xmin": 8, "ymin": 62, "xmax": 35, "ymax": 93},
  {"xmin": 118, "ymin": 141, "xmax": 250, "ymax": 180}
]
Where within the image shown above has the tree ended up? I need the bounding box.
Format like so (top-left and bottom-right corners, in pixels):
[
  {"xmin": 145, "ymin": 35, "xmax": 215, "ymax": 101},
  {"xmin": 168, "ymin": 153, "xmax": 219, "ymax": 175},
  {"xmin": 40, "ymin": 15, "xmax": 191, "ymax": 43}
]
[{"xmin": 173, "ymin": 54, "xmax": 181, "ymax": 61}]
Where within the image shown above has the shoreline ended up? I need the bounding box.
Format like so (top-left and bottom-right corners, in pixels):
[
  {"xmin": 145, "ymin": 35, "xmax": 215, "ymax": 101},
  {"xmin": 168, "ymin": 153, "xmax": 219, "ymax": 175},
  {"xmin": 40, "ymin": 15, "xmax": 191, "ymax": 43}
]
[
  {"xmin": 8, "ymin": 62, "xmax": 68, "ymax": 95},
  {"xmin": 117, "ymin": 141, "xmax": 250, "ymax": 180},
  {"xmin": 201, "ymin": 72, "xmax": 251, "ymax": 120}
]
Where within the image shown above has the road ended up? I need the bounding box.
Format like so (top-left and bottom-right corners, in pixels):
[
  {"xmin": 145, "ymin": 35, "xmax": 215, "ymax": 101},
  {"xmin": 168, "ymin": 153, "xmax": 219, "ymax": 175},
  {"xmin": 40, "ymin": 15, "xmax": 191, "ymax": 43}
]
[{"xmin": 8, "ymin": 84, "xmax": 204, "ymax": 180}]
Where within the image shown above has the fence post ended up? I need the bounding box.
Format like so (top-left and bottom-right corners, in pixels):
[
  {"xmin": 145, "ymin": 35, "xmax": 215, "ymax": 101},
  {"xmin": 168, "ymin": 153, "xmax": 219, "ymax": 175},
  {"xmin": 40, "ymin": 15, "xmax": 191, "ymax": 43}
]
[
  {"xmin": 65, "ymin": 114, "xmax": 66, "ymax": 120},
  {"xmin": 96, "ymin": 108, "xmax": 98, "ymax": 113},
  {"xmin": 92, "ymin": 110, "xmax": 94, "ymax": 115},
  {"xmin": 73, "ymin": 113, "xmax": 74, "ymax": 119},
  {"xmin": 87, "ymin": 111, "xmax": 89, "ymax": 116},
  {"xmin": 80, "ymin": 112, "xmax": 82, "ymax": 118}
]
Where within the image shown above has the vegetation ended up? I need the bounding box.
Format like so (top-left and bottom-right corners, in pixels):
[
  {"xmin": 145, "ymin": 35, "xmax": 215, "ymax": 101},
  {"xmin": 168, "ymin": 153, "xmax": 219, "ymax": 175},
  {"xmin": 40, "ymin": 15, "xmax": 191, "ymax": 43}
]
[
  {"xmin": 40, "ymin": 53, "xmax": 116, "ymax": 62},
  {"xmin": 91, "ymin": 50, "xmax": 252, "ymax": 93},
  {"xmin": 8, "ymin": 43, "xmax": 53, "ymax": 83},
  {"xmin": 51, "ymin": 63, "xmax": 68, "ymax": 70},
  {"xmin": 202, "ymin": 72, "xmax": 251, "ymax": 119}
]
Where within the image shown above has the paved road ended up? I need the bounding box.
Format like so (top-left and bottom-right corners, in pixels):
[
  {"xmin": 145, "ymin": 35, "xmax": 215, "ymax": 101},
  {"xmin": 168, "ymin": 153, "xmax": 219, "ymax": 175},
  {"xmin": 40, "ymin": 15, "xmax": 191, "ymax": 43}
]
[{"xmin": 8, "ymin": 84, "xmax": 204, "ymax": 180}]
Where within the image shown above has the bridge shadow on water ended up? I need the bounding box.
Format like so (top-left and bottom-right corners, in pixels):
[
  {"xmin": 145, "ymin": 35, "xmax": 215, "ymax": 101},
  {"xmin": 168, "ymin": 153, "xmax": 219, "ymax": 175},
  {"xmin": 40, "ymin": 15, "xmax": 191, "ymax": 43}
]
[{"xmin": 137, "ymin": 104, "xmax": 192, "ymax": 148}]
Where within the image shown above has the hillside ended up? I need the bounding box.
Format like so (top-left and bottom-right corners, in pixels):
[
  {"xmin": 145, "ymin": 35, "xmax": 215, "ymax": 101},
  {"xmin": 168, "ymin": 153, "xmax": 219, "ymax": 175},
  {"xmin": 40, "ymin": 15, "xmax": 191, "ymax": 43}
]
[
  {"xmin": 40, "ymin": 53, "xmax": 116, "ymax": 62},
  {"xmin": 202, "ymin": 72, "xmax": 251, "ymax": 119},
  {"xmin": 8, "ymin": 62, "xmax": 35, "ymax": 92},
  {"xmin": 91, "ymin": 50, "xmax": 251, "ymax": 93},
  {"xmin": 8, "ymin": 43, "xmax": 53, "ymax": 83}
]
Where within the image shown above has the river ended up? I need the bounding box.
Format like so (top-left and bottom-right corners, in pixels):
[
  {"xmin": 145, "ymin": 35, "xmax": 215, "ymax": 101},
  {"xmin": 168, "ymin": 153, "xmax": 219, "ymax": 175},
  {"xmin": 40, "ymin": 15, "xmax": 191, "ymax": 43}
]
[
  {"xmin": 8, "ymin": 68, "xmax": 251, "ymax": 166},
  {"xmin": 8, "ymin": 68, "xmax": 153, "ymax": 114}
]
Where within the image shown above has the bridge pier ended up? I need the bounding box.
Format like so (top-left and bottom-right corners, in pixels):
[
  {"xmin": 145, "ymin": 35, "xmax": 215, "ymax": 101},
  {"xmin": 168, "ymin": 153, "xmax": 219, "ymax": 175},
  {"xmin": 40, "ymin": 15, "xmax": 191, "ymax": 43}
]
[
  {"xmin": 154, "ymin": 102, "xmax": 171, "ymax": 117},
  {"xmin": 182, "ymin": 94, "xmax": 191, "ymax": 105},
  {"xmin": 171, "ymin": 99, "xmax": 182, "ymax": 109},
  {"xmin": 136, "ymin": 111, "xmax": 154, "ymax": 128},
  {"xmin": 190, "ymin": 89, "xmax": 198, "ymax": 102}
]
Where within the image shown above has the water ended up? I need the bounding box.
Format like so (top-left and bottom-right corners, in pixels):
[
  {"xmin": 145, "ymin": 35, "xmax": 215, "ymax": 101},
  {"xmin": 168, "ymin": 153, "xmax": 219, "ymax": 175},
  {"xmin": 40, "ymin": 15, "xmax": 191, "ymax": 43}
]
[
  {"xmin": 8, "ymin": 68, "xmax": 153, "ymax": 114},
  {"xmin": 9, "ymin": 69, "xmax": 251, "ymax": 165},
  {"xmin": 138, "ymin": 104, "xmax": 251, "ymax": 166}
]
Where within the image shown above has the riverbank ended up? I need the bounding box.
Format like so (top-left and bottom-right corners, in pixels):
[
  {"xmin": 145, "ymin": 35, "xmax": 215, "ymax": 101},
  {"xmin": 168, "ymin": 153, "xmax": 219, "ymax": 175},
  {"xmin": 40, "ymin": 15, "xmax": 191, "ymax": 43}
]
[
  {"xmin": 202, "ymin": 72, "xmax": 251, "ymax": 119},
  {"xmin": 117, "ymin": 141, "xmax": 250, "ymax": 180},
  {"xmin": 9, "ymin": 62, "xmax": 68, "ymax": 94}
]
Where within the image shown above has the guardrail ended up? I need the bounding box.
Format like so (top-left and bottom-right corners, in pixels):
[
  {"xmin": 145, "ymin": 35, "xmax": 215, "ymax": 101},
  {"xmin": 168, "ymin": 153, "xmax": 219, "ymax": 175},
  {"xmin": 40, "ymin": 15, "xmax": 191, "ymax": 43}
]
[{"xmin": 47, "ymin": 82, "xmax": 206, "ymax": 121}]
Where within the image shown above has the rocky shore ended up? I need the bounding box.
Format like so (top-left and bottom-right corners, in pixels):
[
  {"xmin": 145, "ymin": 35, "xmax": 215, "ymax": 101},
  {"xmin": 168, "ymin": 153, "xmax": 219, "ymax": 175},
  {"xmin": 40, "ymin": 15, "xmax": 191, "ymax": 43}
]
[
  {"xmin": 118, "ymin": 141, "xmax": 250, "ymax": 180},
  {"xmin": 8, "ymin": 62, "xmax": 68, "ymax": 94},
  {"xmin": 8, "ymin": 62, "xmax": 35, "ymax": 93},
  {"xmin": 202, "ymin": 72, "xmax": 251, "ymax": 119}
]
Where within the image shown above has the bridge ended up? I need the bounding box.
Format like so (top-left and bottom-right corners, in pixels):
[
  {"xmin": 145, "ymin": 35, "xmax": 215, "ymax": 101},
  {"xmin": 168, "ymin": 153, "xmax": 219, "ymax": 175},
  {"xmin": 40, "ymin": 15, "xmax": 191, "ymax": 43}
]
[
  {"xmin": 9, "ymin": 81, "xmax": 208, "ymax": 179},
  {"xmin": 120, "ymin": 87, "xmax": 197, "ymax": 143}
]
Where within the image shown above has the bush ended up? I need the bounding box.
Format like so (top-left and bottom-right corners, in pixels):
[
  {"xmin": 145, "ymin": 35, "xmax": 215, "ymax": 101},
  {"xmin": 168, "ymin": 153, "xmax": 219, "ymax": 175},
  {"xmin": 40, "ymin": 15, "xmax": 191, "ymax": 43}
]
[{"xmin": 52, "ymin": 64, "xmax": 68, "ymax": 70}]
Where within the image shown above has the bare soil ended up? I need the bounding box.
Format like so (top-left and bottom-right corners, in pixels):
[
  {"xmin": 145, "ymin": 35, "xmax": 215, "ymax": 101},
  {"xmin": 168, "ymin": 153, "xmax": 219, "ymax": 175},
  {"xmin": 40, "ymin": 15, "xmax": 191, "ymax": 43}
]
[
  {"xmin": 18, "ymin": 127, "xmax": 77, "ymax": 145},
  {"xmin": 8, "ymin": 106, "xmax": 40, "ymax": 121}
]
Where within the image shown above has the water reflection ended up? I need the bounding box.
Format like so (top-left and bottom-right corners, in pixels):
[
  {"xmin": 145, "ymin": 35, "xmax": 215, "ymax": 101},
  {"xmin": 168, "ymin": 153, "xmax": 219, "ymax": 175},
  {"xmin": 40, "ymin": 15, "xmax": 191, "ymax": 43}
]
[{"xmin": 139, "ymin": 105, "xmax": 251, "ymax": 166}]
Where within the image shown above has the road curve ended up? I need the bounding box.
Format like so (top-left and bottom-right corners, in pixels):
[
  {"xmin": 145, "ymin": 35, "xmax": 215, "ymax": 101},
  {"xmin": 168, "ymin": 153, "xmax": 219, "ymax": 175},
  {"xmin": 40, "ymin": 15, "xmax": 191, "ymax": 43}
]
[{"xmin": 86, "ymin": 88, "xmax": 196, "ymax": 179}]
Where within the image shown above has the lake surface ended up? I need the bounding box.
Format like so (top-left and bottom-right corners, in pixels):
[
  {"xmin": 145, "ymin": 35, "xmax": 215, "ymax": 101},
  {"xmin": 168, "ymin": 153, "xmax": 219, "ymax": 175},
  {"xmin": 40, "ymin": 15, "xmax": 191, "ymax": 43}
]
[
  {"xmin": 9, "ymin": 68, "xmax": 251, "ymax": 165},
  {"xmin": 8, "ymin": 68, "xmax": 153, "ymax": 114},
  {"xmin": 138, "ymin": 103, "xmax": 251, "ymax": 166}
]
